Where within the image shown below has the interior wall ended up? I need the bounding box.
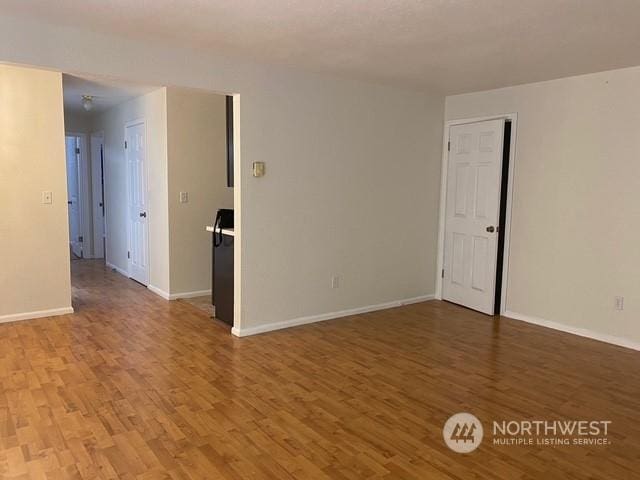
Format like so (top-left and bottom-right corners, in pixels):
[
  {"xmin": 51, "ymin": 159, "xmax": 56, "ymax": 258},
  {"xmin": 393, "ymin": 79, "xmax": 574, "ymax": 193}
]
[
  {"xmin": 166, "ymin": 87, "xmax": 232, "ymax": 295},
  {"xmin": 240, "ymin": 81, "xmax": 443, "ymax": 332},
  {"xmin": 91, "ymin": 88, "xmax": 170, "ymax": 293},
  {"xmin": 446, "ymin": 65, "xmax": 640, "ymax": 345},
  {"xmin": 0, "ymin": 64, "xmax": 72, "ymax": 319},
  {"xmin": 0, "ymin": 15, "xmax": 444, "ymax": 333}
]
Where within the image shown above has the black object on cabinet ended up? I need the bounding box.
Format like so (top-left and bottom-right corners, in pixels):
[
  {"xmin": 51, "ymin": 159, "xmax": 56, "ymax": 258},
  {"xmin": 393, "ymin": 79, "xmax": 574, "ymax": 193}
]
[{"xmin": 212, "ymin": 208, "xmax": 234, "ymax": 247}]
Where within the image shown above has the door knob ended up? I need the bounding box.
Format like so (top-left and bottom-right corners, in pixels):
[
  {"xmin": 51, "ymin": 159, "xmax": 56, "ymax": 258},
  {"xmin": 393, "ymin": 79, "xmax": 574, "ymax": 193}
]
[
  {"xmin": 486, "ymin": 226, "xmax": 495, "ymax": 233},
  {"xmin": 139, "ymin": 212, "xmax": 147, "ymax": 218}
]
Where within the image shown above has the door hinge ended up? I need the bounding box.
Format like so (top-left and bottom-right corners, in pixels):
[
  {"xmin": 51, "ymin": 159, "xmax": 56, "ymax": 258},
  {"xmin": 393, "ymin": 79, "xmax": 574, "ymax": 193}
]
[
  {"xmin": 441, "ymin": 268, "xmax": 445, "ymax": 278},
  {"xmin": 127, "ymin": 251, "xmax": 130, "ymax": 259},
  {"xmin": 124, "ymin": 140, "xmax": 128, "ymax": 149},
  {"xmin": 447, "ymin": 140, "xmax": 450, "ymax": 151},
  {"xmin": 75, "ymin": 147, "xmax": 80, "ymax": 154}
]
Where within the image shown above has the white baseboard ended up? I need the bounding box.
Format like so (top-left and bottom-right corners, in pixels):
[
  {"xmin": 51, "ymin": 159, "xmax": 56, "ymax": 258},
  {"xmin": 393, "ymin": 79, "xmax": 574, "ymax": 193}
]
[
  {"xmin": 147, "ymin": 285, "xmax": 170, "ymax": 300},
  {"xmin": 170, "ymin": 289, "xmax": 211, "ymax": 300},
  {"xmin": 504, "ymin": 310, "xmax": 640, "ymax": 352},
  {"xmin": 147, "ymin": 286, "xmax": 211, "ymax": 301},
  {"xmin": 231, "ymin": 294, "xmax": 434, "ymax": 337},
  {"xmin": 105, "ymin": 261, "xmax": 128, "ymax": 278},
  {"xmin": 0, "ymin": 307, "xmax": 74, "ymax": 325}
]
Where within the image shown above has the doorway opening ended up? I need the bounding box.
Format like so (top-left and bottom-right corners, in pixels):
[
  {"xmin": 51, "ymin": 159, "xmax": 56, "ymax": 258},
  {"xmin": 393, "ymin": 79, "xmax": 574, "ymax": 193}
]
[
  {"xmin": 64, "ymin": 133, "xmax": 88, "ymax": 260},
  {"xmin": 493, "ymin": 120, "xmax": 511, "ymax": 314},
  {"xmin": 90, "ymin": 132, "xmax": 106, "ymax": 259},
  {"xmin": 436, "ymin": 114, "xmax": 516, "ymax": 316},
  {"xmin": 63, "ymin": 74, "xmax": 161, "ymax": 280},
  {"xmin": 61, "ymin": 73, "xmax": 238, "ymax": 330}
]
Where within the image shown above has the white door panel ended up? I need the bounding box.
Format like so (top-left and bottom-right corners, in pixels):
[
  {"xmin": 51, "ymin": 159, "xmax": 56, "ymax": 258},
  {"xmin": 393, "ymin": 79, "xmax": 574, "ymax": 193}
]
[
  {"xmin": 442, "ymin": 119, "xmax": 505, "ymax": 314},
  {"xmin": 126, "ymin": 122, "xmax": 149, "ymax": 285}
]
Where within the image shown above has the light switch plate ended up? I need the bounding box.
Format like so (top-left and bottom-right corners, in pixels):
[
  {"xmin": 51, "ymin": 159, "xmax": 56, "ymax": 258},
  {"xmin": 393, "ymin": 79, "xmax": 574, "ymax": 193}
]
[
  {"xmin": 179, "ymin": 191, "xmax": 189, "ymax": 203},
  {"xmin": 42, "ymin": 191, "xmax": 52, "ymax": 204}
]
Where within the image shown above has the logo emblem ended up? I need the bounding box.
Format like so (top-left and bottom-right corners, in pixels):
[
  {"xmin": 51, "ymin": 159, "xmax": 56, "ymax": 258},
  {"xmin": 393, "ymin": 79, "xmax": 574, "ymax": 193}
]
[{"xmin": 443, "ymin": 413, "xmax": 483, "ymax": 453}]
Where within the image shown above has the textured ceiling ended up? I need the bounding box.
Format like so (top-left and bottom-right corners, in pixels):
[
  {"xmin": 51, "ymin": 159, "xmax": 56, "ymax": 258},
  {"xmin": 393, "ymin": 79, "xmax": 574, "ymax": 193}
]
[{"xmin": 5, "ymin": 0, "xmax": 640, "ymax": 94}]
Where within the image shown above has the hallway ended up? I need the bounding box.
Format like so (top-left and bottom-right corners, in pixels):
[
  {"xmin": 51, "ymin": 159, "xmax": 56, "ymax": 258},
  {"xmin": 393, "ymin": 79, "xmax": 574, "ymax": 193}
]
[{"xmin": 0, "ymin": 261, "xmax": 639, "ymax": 478}]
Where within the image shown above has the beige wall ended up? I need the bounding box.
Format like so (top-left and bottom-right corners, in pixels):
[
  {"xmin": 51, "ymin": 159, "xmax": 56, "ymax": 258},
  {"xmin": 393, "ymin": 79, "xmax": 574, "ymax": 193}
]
[
  {"xmin": 0, "ymin": 64, "xmax": 72, "ymax": 319},
  {"xmin": 166, "ymin": 87, "xmax": 232, "ymax": 295},
  {"xmin": 92, "ymin": 88, "xmax": 170, "ymax": 293},
  {"xmin": 446, "ymin": 65, "xmax": 640, "ymax": 344},
  {"xmin": 0, "ymin": 15, "xmax": 444, "ymax": 333},
  {"xmin": 239, "ymin": 83, "xmax": 443, "ymax": 332}
]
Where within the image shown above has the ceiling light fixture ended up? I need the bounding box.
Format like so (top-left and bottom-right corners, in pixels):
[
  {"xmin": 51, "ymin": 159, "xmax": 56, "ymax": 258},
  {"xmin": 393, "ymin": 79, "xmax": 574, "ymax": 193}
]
[{"xmin": 81, "ymin": 95, "xmax": 94, "ymax": 112}]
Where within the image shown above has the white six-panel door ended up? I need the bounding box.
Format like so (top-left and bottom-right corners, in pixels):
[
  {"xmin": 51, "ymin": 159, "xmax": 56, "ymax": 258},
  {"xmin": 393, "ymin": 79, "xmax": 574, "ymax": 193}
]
[
  {"xmin": 442, "ymin": 119, "xmax": 505, "ymax": 314},
  {"xmin": 125, "ymin": 122, "xmax": 150, "ymax": 285}
]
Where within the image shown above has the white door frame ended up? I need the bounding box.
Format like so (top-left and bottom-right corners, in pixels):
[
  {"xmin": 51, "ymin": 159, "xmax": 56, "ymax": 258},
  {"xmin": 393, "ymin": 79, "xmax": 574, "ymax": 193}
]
[
  {"xmin": 435, "ymin": 113, "xmax": 518, "ymax": 315},
  {"xmin": 124, "ymin": 118, "xmax": 150, "ymax": 282},
  {"xmin": 65, "ymin": 131, "xmax": 92, "ymax": 258}
]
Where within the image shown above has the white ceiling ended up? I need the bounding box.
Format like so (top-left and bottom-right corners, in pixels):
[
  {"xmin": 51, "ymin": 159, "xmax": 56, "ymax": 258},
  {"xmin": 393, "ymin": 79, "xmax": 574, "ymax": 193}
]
[
  {"xmin": 63, "ymin": 74, "xmax": 159, "ymax": 115},
  {"xmin": 6, "ymin": 0, "xmax": 640, "ymax": 94}
]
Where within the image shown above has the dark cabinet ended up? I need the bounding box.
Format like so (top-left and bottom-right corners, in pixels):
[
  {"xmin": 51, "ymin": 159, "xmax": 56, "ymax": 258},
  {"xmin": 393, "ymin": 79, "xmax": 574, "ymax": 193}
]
[{"xmin": 212, "ymin": 232, "xmax": 234, "ymax": 325}]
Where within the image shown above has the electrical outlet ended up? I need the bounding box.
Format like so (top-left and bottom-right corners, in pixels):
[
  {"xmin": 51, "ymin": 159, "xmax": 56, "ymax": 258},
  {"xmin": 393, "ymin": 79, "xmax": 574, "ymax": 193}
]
[
  {"xmin": 42, "ymin": 191, "xmax": 52, "ymax": 204},
  {"xmin": 331, "ymin": 276, "xmax": 340, "ymax": 289},
  {"xmin": 179, "ymin": 191, "xmax": 189, "ymax": 203},
  {"xmin": 615, "ymin": 296, "xmax": 624, "ymax": 311}
]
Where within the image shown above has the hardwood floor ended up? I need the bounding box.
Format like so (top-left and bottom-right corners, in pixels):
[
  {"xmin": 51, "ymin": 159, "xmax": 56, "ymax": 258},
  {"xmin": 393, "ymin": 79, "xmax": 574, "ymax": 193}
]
[
  {"xmin": 179, "ymin": 296, "xmax": 214, "ymax": 319},
  {"xmin": 1, "ymin": 260, "xmax": 639, "ymax": 479}
]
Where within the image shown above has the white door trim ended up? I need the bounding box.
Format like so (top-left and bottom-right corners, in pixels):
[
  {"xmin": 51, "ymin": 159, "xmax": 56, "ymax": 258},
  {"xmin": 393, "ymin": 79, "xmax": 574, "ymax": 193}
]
[
  {"xmin": 435, "ymin": 113, "xmax": 518, "ymax": 315},
  {"xmin": 124, "ymin": 118, "xmax": 150, "ymax": 282}
]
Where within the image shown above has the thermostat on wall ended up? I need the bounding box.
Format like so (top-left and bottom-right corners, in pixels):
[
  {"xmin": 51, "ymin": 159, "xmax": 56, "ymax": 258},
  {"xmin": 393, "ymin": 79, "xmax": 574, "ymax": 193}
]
[{"xmin": 252, "ymin": 162, "xmax": 265, "ymax": 177}]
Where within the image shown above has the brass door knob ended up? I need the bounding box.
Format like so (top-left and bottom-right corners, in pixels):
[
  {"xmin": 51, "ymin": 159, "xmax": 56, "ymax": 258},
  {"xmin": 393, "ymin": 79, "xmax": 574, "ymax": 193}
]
[{"xmin": 486, "ymin": 226, "xmax": 495, "ymax": 233}]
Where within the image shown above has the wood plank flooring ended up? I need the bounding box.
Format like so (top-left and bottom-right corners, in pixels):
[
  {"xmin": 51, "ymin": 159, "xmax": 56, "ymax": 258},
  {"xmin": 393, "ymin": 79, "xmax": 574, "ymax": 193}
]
[{"xmin": 1, "ymin": 259, "xmax": 639, "ymax": 479}]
